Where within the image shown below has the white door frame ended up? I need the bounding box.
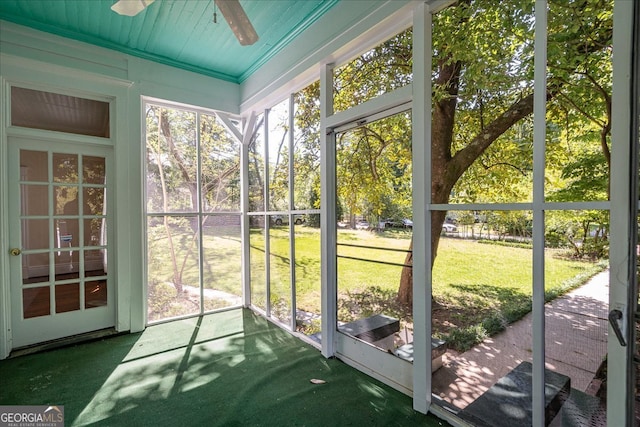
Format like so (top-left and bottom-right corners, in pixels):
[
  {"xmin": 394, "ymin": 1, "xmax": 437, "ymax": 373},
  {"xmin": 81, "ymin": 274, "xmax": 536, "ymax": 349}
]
[
  {"xmin": 608, "ymin": 0, "xmax": 637, "ymax": 425},
  {"xmin": 0, "ymin": 56, "xmax": 136, "ymax": 359},
  {"xmin": 321, "ymin": 77, "xmax": 415, "ymax": 396}
]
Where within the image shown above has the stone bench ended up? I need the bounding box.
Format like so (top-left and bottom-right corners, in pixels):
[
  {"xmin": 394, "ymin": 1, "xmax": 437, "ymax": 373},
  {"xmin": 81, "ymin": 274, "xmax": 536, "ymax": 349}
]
[
  {"xmin": 317, "ymin": 315, "xmax": 447, "ymax": 371},
  {"xmin": 393, "ymin": 339, "xmax": 448, "ymax": 371},
  {"xmin": 338, "ymin": 314, "xmax": 400, "ymax": 343},
  {"xmin": 309, "ymin": 314, "xmax": 401, "ymax": 344},
  {"xmin": 458, "ymin": 361, "xmax": 571, "ymax": 427},
  {"xmin": 334, "ymin": 315, "xmax": 448, "ymax": 371}
]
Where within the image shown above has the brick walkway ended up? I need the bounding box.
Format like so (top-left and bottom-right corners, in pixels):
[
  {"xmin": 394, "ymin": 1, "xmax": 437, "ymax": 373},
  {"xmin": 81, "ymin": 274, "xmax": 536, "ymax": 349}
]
[{"xmin": 432, "ymin": 270, "xmax": 609, "ymax": 410}]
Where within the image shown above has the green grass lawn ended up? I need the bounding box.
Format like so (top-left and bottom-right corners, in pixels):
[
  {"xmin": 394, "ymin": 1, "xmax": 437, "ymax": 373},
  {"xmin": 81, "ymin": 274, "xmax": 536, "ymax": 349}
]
[{"xmin": 148, "ymin": 224, "xmax": 605, "ymax": 350}]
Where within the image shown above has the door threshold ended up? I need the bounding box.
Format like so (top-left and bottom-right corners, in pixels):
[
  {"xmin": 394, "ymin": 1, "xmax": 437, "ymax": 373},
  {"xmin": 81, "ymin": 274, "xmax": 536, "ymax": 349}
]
[{"xmin": 9, "ymin": 328, "xmax": 125, "ymax": 358}]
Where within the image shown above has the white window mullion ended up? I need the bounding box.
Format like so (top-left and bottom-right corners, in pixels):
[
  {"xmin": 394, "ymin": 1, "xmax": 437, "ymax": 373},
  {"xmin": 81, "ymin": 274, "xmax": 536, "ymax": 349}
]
[
  {"xmin": 532, "ymin": 2, "xmax": 548, "ymax": 426},
  {"xmin": 78, "ymin": 156, "xmax": 86, "ymax": 311},
  {"xmin": 240, "ymin": 114, "xmax": 255, "ymax": 308},
  {"xmin": 264, "ymin": 109, "xmax": 271, "ymax": 318},
  {"xmin": 288, "ymin": 93, "xmax": 297, "ymax": 331},
  {"xmin": 48, "ymin": 150, "xmax": 55, "ymax": 317},
  {"xmin": 196, "ymin": 112, "xmax": 205, "ymax": 314},
  {"xmin": 320, "ymin": 62, "xmax": 336, "ymax": 358}
]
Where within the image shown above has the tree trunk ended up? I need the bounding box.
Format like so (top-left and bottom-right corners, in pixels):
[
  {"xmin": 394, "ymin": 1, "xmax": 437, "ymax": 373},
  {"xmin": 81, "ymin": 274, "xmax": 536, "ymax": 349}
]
[
  {"xmin": 397, "ymin": 56, "xmax": 461, "ymax": 307},
  {"xmin": 396, "ymin": 59, "xmax": 541, "ymax": 308}
]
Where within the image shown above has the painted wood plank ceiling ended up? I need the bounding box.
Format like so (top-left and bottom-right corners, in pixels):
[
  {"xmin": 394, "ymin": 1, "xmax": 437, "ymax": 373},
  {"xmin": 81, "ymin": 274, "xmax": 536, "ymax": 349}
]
[{"xmin": 0, "ymin": 0, "xmax": 339, "ymax": 83}]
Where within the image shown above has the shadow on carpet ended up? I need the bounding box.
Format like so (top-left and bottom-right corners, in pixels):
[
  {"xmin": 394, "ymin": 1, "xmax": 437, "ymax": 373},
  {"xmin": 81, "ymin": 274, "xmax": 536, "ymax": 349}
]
[{"xmin": 0, "ymin": 309, "xmax": 449, "ymax": 427}]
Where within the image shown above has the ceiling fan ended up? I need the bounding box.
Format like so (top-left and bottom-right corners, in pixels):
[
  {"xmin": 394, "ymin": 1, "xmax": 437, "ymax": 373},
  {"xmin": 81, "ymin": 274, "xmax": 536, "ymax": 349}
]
[{"xmin": 110, "ymin": 0, "xmax": 259, "ymax": 46}]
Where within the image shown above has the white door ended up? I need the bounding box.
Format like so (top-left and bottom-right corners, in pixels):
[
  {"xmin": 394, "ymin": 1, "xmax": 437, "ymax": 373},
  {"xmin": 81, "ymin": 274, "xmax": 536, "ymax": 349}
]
[
  {"xmin": 331, "ymin": 110, "xmax": 414, "ymax": 395},
  {"xmin": 7, "ymin": 137, "xmax": 114, "ymax": 348}
]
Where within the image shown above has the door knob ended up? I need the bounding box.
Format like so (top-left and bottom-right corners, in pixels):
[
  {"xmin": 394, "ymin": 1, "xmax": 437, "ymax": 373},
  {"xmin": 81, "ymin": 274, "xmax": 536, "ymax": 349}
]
[{"xmin": 9, "ymin": 248, "xmax": 21, "ymax": 256}]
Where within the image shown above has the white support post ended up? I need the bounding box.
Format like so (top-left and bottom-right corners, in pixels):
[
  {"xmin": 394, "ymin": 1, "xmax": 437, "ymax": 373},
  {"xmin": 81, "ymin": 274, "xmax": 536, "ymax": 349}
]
[
  {"xmin": 129, "ymin": 94, "xmax": 145, "ymax": 333},
  {"xmin": 532, "ymin": 2, "xmax": 548, "ymax": 426},
  {"xmin": 320, "ymin": 62, "xmax": 336, "ymax": 358},
  {"xmin": 411, "ymin": 0, "xmax": 432, "ymax": 415}
]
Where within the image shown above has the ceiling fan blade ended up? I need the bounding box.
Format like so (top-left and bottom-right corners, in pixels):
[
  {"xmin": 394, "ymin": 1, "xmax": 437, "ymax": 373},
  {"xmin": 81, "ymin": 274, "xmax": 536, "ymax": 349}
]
[
  {"xmin": 215, "ymin": 0, "xmax": 259, "ymax": 46},
  {"xmin": 111, "ymin": 0, "xmax": 155, "ymax": 17}
]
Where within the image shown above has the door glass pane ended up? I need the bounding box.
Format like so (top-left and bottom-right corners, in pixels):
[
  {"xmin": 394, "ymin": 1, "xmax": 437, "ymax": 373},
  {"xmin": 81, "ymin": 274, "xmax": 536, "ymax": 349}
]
[
  {"xmin": 55, "ymin": 283, "xmax": 80, "ymax": 313},
  {"xmin": 53, "ymin": 153, "xmax": 78, "ymax": 183},
  {"xmin": 83, "ymin": 156, "xmax": 106, "ymax": 184},
  {"xmin": 21, "ymin": 185, "xmax": 48, "ymax": 216},
  {"xmin": 84, "ymin": 218, "xmax": 106, "ymax": 246},
  {"xmin": 23, "ymin": 286, "xmax": 50, "ymax": 318},
  {"xmin": 83, "ymin": 187, "xmax": 105, "ymax": 215},
  {"xmin": 54, "ymin": 250, "xmax": 80, "ymax": 280},
  {"xmin": 335, "ymin": 110, "xmax": 412, "ymax": 355},
  {"xmin": 85, "ymin": 280, "xmax": 107, "ymax": 308},
  {"xmin": 22, "ymin": 219, "xmax": 48, "ymax": 250},
  {"xmin": 55, "ymin": 219, "xmax": 79, "ymax": 248},
  {"xmin": 202, "ymin": 215, "xmax": 242, "ymax": 311},
  {"xmin": 85, "ymin": 249, "xmax": 107, "ymax": 277},
  {"xmin": 22, "ymin": 253, "xmax": 49, "ymax": 284},
  {"xmin": 55, "ymin": 186, "xmax": 79, "ymax": 215},
  {"xmin": 20, "ymin": 150, "xmax": 48, "ymax": 182}
]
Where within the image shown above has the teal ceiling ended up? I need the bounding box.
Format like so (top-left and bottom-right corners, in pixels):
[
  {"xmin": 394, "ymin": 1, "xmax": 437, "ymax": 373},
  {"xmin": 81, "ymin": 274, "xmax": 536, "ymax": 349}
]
[{"xmin": 0, "ymin": 0, "xmax": 339, "ymax": 83}]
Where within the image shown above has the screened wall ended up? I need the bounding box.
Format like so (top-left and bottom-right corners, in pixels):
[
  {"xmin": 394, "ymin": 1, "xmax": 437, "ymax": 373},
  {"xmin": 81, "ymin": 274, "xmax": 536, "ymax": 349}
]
[
  {"xmin": 246, "ymin": 82, "xmax": 322, "ymax": 338},
  {"xmin": 129, "ymin": 1, "xmax": 638, "ymax": 425},
  {"xmin": 144, "ymin": 101, "xmax": 243, "ymax": 323}
]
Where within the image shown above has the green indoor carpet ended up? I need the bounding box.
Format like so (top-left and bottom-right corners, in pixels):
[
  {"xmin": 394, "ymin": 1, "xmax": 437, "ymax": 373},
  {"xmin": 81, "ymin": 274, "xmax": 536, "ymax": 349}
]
[{"xmin": 0, "ymin": 309, "xmax": 449, "ymax": 427}]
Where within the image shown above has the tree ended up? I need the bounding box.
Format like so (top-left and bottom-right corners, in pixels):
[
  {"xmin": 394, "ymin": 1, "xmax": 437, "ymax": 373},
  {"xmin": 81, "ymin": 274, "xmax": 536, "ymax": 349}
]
[
  {"xmin": 146, "ymin": 105, "xmax": 241, "ymax": 294},
  {"xmin": 267, "ymin": 100, "xmax": 291, "ymax": 212},
  {"xmin": 396, "ymin": 0, "xmax": 613, "ymax": 306},
  {"xmin": 293, "ymin": 82, "xmax": 322, "ymax": 211},
  {"xmin": 248, "ymin": 114, "xmax": 266, "ymax": 213},
  {"xmin": 247, "ymin": 82, "xmax": 322, "ymax": 218},
  {"xmin": 336, "ymin": 112, "xmax": 412, "ymax": 226}
]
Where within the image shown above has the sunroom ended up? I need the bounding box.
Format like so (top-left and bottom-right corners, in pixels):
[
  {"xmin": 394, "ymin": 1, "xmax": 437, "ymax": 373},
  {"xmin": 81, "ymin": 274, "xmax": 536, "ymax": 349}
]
[{"xmin": 0, "ymin": 0, "xmax": 638, "ymax": 426}]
